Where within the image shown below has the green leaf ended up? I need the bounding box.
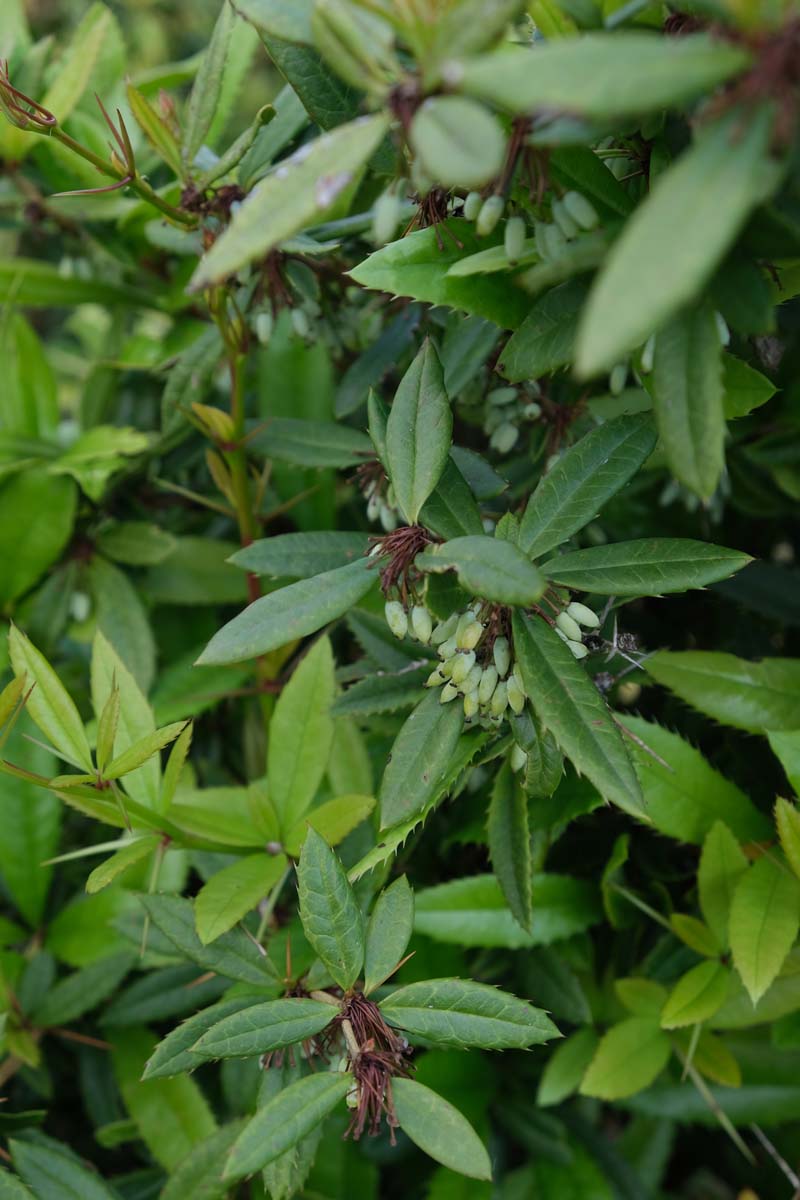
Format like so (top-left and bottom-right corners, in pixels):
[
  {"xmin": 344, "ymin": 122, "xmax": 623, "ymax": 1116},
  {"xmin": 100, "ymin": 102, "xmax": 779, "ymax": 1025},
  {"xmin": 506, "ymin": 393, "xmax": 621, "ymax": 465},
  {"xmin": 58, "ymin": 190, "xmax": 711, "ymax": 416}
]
[
  {"xmin": 670, "ymin": 913, "xmax": 724, "ymax": 958},
  {"xmin": 332, "ymin": 666, "xmax": 428, "ymax": 718},
  {"xmin": 380, "ymin": 978, "xmax": 558, "ymax": 1049},
  {"xmin": 231, "ymin": 531, "xmax": 370, "ymax": 578},
  {"xmin": 104, "ymin": 721, "xmax": 187, "ymax": 781},
  {"xmin": 95, "ymin": 520, "xmax": 177, "ymax": 567},
  {"xmin": 517, "ymin": 414, "xmax": 657, "ymax": 559},
  {"xmin": 31, "ymin": 951, "xmax": 133, "ymax": 1027},
  {"xmin": 9, "ymin": 626, "xmax": 93, "ymax": 772},
  {"xmin": 269, "ymin": 636, "xmax": 335, "ymax": 833},
  {"xmin": 197, "ymin": 559, "xmax": 377, "ymax": 664},
  {"xmin": 37, "ymin": 3, "xmax": 120, "ymax": 125},
  {"xmin": 0, "ymin": 1167, "xmax": 35, "ymax": 1199},
  {"xmin": 350, "ymin": 221, "xmax": 531, "ymax": 329},
  {"xmin": 615, "ymin": 978, "xmax": 668, "ymax": 1017},
  {"xmin": 420, "ymin": 456, "xmax": 485, "ymax": 539},
  {"xmin": 87, "ymin": 555, "xmax": 156, "ymax": 692},
  {"xmin": 538, "ymin": 1028, "xmax": 599, "ymax": 1107},
  {"xmin": 391, "ymin": 1078, "xmax": 491, "ymax": 1181},
  {"xmin": 513, "ymin": 613, "xmax": 642, "ymax": 815},
  {"xmin": 182, "ymin": 0, "xmax": 236, "ymax": 165},
  {"xmin": 698, "ymin": 821, "xmax": 749, "ymax": 951},
  {"xmin": 776, "ymin": 798, "xmax": 800, "ymax": 881},
  {"xmin": 722, "ymin": 354, "xmax": 777, "ymax": 420},
  {"xmin": 139, "ymin": 894, "xmax": 278, "ymax": 985},
  {"xmin": 618, "ymin": 717, "xmax": 769, "ymax": 844},
  {"xmin": 577, "ymin": 108, "xmax": 781, "ymax": 375},
  {"xmin": 193, "ymin": 997, "xmax": 335, "ymax": 1059},
  {"xmin": 729, "ymin": 856, "xmax": 800, "ymax": 1004},
  {"xmin": 414, "ymin": 873, "xmax": 599, "ymax": 948},
  {"xmin": 91, "ymin": 630, "xmax": 160, "ymax": 810},
  {"xmin": 646, "ymin": 651, "xmax": 800, "ymax": 732},
  {"xmin": 85, "ymin": 837, "xmax": 159, "ymax": 896},
  {"xmin": 191, "ymin": 114, "xmax": 388, "ymax": 288},
  {"xmin": 410, "ymin": 96, "xmax": 505, "ymax": 190},
  {"xmin": 144, "ymin": 998, "xmax": 265, "ymax": 1080},
  {"xmin": 651, "ymin": 302, "xmax": 725, "ymax": 500},
  {"xmin": 297, "ymin": 826, "xmax": 364, "ymax": 990},
  {"xmin": 580, "ymin": 1018, "xmax": 671, "ymax": 1100},
  {"xmin": 231, "ymin": 0, "xmax": 312, "ymax": 42},
  {"xmin": 417, "ymin": 536, "xmax": 545, "ymax": 607},
  {"xmin": 542, "ymin": 538, "xmax": 751, "ymax": 595},
  {"xmin": 0, "ymin": 722, "xmax": 60, "ymax": 926},
  {"xmin": 194, "ymin": 853, "xmax": 288, "ymax": 944},
  {"xmin": 285, "ymin": 793, "xmax": 375, "ymax": 857},
  {"xmin": 379, "ymin": 690, "xmax": 465, "ymax": 829},
  {"xmin": 499, "ymin": 280, "xmax": 587, "ymax": 382},
  {"xmin": 0, "ymin": 260, "xmax": 158, "ymax": 309},
  {"xmin": 456, "ymin": 33, "xmax": 750, "ymax": 120},
  {"xmin": 143, "ymin": 536, "xmax": 248, "ymax": 606},
  {"xmin": 363, "ymin": 876, "xmax": 414, "ymax": 995},
  {"xmin": 386, "ymin": 340, "xmax": 452, "ymax": 524},
  {"xmin": 110, "ymin": 1027, "xmax": 216, "ymax": 1170},
  {"xmin": 159, "ymin": 1120, "xmax": 248, "ymax": 1200},
  {"xmin": 488, "ymin": 761, "xmax": 532, "ymax": 932},
  {"xmin": 126, "ymin": 84, "xmax": 184, "ymax": 177},
  {"xmin": 247, "ymin": 418, "xmax": 373, "ymax": 468},
  {"xmin": 9, "ymin": 1137, "xmax": 117, "ymax": 1200},
  {"xmin": 661, "ymin": 961, "xmax": 730, "ymax": 1029},
  {"xmin": 224, "ymin": 1072, "xmax": 351, "ymax": 1181},
  {"xmin": 0, "ymin": 472, "xmax": 76, "ymax": 608}
]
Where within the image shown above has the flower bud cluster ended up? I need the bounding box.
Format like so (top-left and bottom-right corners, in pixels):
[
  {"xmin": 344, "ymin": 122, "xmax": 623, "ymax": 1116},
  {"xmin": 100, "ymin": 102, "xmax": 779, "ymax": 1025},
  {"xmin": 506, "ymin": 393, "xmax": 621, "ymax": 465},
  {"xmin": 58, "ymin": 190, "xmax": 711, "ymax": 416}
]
[
  {"xmin": 365, "ymin": 479, "xmax": 399, "ymax": 532},
  {"xmin": 554, "ymin": 601, "xmax": 600, "ymax": 660},
  {"xmin": 483, "ymin": 383, "xmax": 542, "ymax": 456},
  {"xmin": 534, "ymin": 191, "xmax": 599, "ymax": 263}
]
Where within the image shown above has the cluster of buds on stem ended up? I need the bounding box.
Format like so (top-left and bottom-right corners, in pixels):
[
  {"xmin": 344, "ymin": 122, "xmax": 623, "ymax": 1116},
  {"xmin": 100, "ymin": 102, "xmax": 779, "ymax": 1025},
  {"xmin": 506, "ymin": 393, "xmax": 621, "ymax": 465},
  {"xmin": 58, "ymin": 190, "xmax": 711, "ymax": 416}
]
[{"xmin": 554, "ymin": 601, "xmax": 601, "ymax": 659}]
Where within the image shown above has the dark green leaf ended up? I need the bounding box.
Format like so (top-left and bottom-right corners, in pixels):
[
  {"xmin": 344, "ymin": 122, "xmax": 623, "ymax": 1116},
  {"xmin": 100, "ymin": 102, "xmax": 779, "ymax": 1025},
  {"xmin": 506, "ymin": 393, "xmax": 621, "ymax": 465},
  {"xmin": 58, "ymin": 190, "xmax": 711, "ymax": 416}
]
[
  {"xmin": 297, "ymin": 827, "xmax": 364, "ymax": 990},
  {"xmin": 542, "ymin": 538, "xmax": 752, "ymax": 595},
  {"xmin": 248, "ymin": 418, "xmax": 373, "ymax": 468},
  {"xmin": 499, "ymin": 280, "xmax": 587, "ymax": 382},
  {"xmin": 193, "ymin": 998, "xmax": 335, "ymax": 1059},
  {"xmin": 488, "ymin": 761, "xmax": 532, "ymax": 932},
  {"xmin": 380, "ymin": 978, "xmax": 558, "ymax": 1049},
  {"xmin": 363, "ymin": 876, "xmax": 414, "ymax": 995},
  {"xmin": 230, "ymin": 531, "xmax": 369, "ymax": 578},
  {"xmin": 379, "ymin": 690, "xmax": 465, "ymax": 828},
  {"xmin": 139, "ymin": 894, "xmax": 279, "ymax": 985},
  {"xmin": 417, "ymin": 535, "xmax": 545, "ymax": 606},
  {"xmin": 391, "ymin": 1078, "xmax": 492, "ymax": 1180},
  {"xmin": 385, "ymin": 340, "xmax": 452, "ymax": 523}
]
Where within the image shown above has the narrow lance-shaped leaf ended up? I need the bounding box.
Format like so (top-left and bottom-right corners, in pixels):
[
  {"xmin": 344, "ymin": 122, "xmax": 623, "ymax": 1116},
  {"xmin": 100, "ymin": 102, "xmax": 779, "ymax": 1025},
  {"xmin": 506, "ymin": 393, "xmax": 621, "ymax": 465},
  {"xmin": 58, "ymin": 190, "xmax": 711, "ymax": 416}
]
[
  {"xmin": 192, "ymin": 998, "xmax": 336, "ymax": 1059},
  {"xmin": 363, "ymin": 876, "xmax": 414, "ymax": 995},
  {"xmin": 197, "ymin": 558, "xmax": 377, "ymax": 664},
  {"xmin": 143, "ymin": 998, "xmax": 266, "ymax": 1081},
  {"xmin": 224, "ymin": 1073, "xmax": 351, "ymax": 1181},
  {"xmin": 296, "ymin": 827, "xmax": 365, "ymax": 990},
  {"xmin": 576, "ymin": 106, "xmax": 782, "ymax": 375},
  {"xmin": 182, "ymin": 0, "xmax": 236, "ymax": 166},
  {"xmin": 8, "ymin": 626, "xmax": 93, "ymax": 772},
  {"xmin": 104, "ymin": 721, "xmax": 188, "ymax": 781},
  {"xmin": 517, "ymin": 414, "xmax": 657, "ymax": 559},
  {"xmin": 268, "ymin": 636, "xmax": 335, "ymax": 834},
  {"xmin": 139, "ymin": 894, "xmax": 278, "ymax": 986},
  {"xmin": 513, "ymin": 613, "xmax": 642, "ymax": 815},
  {"xmin": 542, "ymin": 538, "xmax": 751, "ymax": 596},
  {"xmin": 729, "ymin": 855, "xmax": 800, "ymax": 1005},
  {"xmin": 380, "ymin": 978, "xmax": 558, "ymax": 1049},
  {"xmin": 379, "ymin": 689, "xmax": 465, "ymax": 829},
  {"xmin": 698, "ymin": 820, "xmax": 748, "ymax": 950},
  {"xmin": 488, "ymin": 761, "xmax": 532, "ymax": 933},
  {"xmin": 416, "ymin": 535, "xmax": 545, "ymax": 607},
  {"xmin": 385, "ymin": 339, "xmax": 452, "ymax": 523},
  {"xmin": 646, "ymin": 651, "xmax": 800, "ymax": 733},
  {"xmin": 391, "ymin": 1078, "xmax": 492, "ymax": 1182}
]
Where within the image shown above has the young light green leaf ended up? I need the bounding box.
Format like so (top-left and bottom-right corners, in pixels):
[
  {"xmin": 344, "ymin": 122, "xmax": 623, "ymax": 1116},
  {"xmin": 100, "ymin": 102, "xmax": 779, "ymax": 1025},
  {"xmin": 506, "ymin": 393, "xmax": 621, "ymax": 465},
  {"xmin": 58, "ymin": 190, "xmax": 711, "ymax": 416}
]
[
  {"xmin": 517, "ymin": 414, "xmax": 657, "ymax": 559},
  {"xmin": 380, "ymin": 978, "xmax": 558, "ymax": 1049},
  {"xmin": 0, "ymin": 472, "xmax": 76, "ymax": 609},
  {"xmin": 615, "ymin": 978, "xmax": 668, "ymax": 1017},
  {"xmin": 296, "ymin": 826, "xmax": 364, "ymax": 990},
  {"xmin": 182, "ymin": 0, "xmax": 236, "ymax": 166},
  {"xmin": 385, "ymin": 340, "xmax": 452, "ymax": 524},
  {"xmin": 143, "ymin": 998, "xmax": 266, "ymax": 1080},
  {"xmin": 652, "ymin": 302, "xmax": 726, "ymax": 500},
  {"xmin": 224, "ymin": 1072, "xmax": 351, "ymax": 1181},
  {"xmin": 619, "ymin": 716, "xmax": 769, "ymax": 844},
  {"xmin": 729, "ymin": 856, "xmax": 800, "ymax": 1004},
  {"xmin": 104, "ymin": 721, "xmax": 187, "ymax": 781},
  {"xmin": 379, "ymin": 689, "xmax": 465, "ymax": 829},
  {"xmin": 416, "ymin": 535, "xmax": 545, "ymax": 606},
  {"xmin": 410, "ymin": 95, "xmax": 505, "ymax": 189},
  {"xmin": 8, "ymin": 626, "xmax": 93, "ymax": 772},
  {"xmin": 230, "ymin": 531, "xmax": 370, "ymax": 578},
  {"xmin": 86, "ymin": 836, "xmax": 160, "ymax": 894},
  {"xmin": 768, "ymin": 731, "xmax": 800, "ymax": 796},
  {"xmin": 363, "ymin": 875, "xmax": 414, "ymax": 995},
  {"xmin": 391, "ymin": 1078, "xmax": 492, "ymax": 1181},
  {"xmin": 513, "ymin": 613, "xmax": 642, "ymax": 815},
  {"xmin": 776, "ymin": 798, "xmax": 800, "ymax": 881},
  {"xmin": 577, "ymin": 107, "xmax": 781, "ymax": 375},
  {"xmin": 537, "ymin": 1028, "xmax": 599, "ymax": 1107},
  {"xmin": 192, "ymin": 998, "xmax": 335, "ymax": 1059},
  {"xmin": 139, "ymin": 894, "xmax": 278, "ymax": 985},
  {"xmin": 722, "ymin": 353, "xmax": 777, "ymax": 420},
  {"xmin": 197, "ymin": 559, "xmax": 376, "ymax": 664},
  {"xmin": 542, "ymin": 538, "xmax": 751, "ymax": 596},
  {"xmin": 455, "ymin": 33, "xmax": 750, "ymax": 120},
  {"xmin": 646, "ymin": 651, "xmax": 800, "ymax": 732},
  {"xmin": 670, "ymin": 913, "xmax": 723, "ymax": 958},
  {"xmin": 269, "ymin": 636, "xmax": 335, "ymax": 834},
  {"xmin": 161, "ymin": 722, "xmax": 193, "ymax": 811},
  {"xmin": 579, "ymin": 1018, "xmax": 671, "ymax": 1100},
  {"xmin": 285, "ymin": 793, "xmax": 375, "ymax": 857},
  {"xmin": 191, "ymin": 114, "xmax": 388, "ymax": 288},
  {"xmin": 0, "ymin": 1167, "xmax": 35, "ymax": 1199},
  {"xmin": 698, "ymin": 821, "xmax": 748, "ymax": 951},
  {"xmin": 660, "ymin": 961, "xmax": 730, "ymax": 1029},
  {"xmin": 194, "ymin": 853, "xmax": 288, "ymax": 944},
  {"xmin": 91, "ymin": 630, "xmax": 161, "ymax": 811},
  {"xmin": 488, "ymin": 761, "xmax": 532, "ymax": 932}
]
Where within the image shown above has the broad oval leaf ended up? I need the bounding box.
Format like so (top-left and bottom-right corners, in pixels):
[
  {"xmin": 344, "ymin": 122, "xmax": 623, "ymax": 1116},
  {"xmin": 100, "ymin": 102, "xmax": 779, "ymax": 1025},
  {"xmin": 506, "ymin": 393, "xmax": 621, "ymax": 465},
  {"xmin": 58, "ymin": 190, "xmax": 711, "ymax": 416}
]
[
  {"xmin": 192, "ymin": 998, "xmax": 335, "ymax": 1059},
  {"xmin": 513, "ymin": 613, "xmax": 642, "ymax": 815},
  {"xmin": 197, "ymin": 558, "xmax": 377, "ymax": 664},
  {"xmin": 194, "ymin": 853, "xmax": 288, "ymax": 944},
  {"xmin": 776, "ymin": 798, "xmax": 800, "ymax": 882},
  {"xmin": 729, "ymin": 856, "xmax": 800, "ymax": 1005},
  {"xmin": 380, "ymin": 978, "xmax": 558, "ymax": 1049},
  {"xmin": 386, "ymin": 340, "xmax": 452, "ymax": 523},
  {"xmin": 416, "ymin": 535, "xmax": 545, "ymax": 607},
  {"xmin": 542, "ymin": 538, "xmax": 751, "ymax": 596},
  {"xmin": 230, "ymin": 531, "xmax": 370, "ymax": 578},
  {"xmin": 285, "ymin": 793, "xmax": 376, "ymax": 858},
  {"xmin": 579, "ymin": 1017, "xmax": 671, "ymax": 1100},
  {"xmin": 517, "ymin": 414, "xmax": 657, "ymax": 559},
  {"xmin": 646, "ymin": 650, "xmax": 800, "ymax": 732},
  {"xmin": 410, "ymin": 95, "xmax": 506, "ymax": 189},
  {"xmin": 661, "ymin": 960, "xmax": 731, "ymax": 1029},
  {"xmin": 379, "ymin": 689, "xmax": 464, "ymax": 829},
  {"xmin": 0, "ymin": 472, "xmax": 76, "ymax": 608},
  {"xmin": 363, "ymin": 876, "xmax": 414, "ymax": 995},
  {"xmin": 537, "ymin": 1027, "xmax": 599, "ymax": 1107},
  {"xmin": 224, "ymin": 1072, "xmax": 351, "ymax": 1181},
  {"xmin": 296, "ymin": 827, "xmax": 364, "ymax": 990},
  {"xmin": 391, "ymin": 1078, "xmax": 492, "ymax": 1181},
  {"xmin": 488, "ymin": 761, "xmax": 532, "ymax": 932}
]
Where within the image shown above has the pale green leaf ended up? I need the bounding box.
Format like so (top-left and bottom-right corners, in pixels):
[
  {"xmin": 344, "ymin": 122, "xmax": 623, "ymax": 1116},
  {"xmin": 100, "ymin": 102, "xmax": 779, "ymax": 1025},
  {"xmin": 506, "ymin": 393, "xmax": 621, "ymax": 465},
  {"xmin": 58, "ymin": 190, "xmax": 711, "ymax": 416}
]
[
  {"xmin": 231, "ymin": 531, "xmax": 369, "ymax": 578},
  {"xmin": 580, "ymin": 1018, "xmax": 671, "ymax": 1100},
  {"xmin": 698, "ymin": 821, "xmax": 748, "ymax": 951},
  {"xmin": 537, "ymin": 1028, "xmax": 599, "ymax": 1107},
  {"xmin": 194, "ymin": 853, "xmax": 288, "ymax": 944},
  {"xmin": 615, "ymin": 978, "xmax": 668, "ymax": 1017},
  {"xmin": 269, "ymin": 636, "xmax": 335, "ymax": 834},
  {"xmin": 0, "ymin": 472, "xmax": 76, "ymax": 608},
  {"xmin": 285, "ymin": 793, "xmax": 375, "ymax": 857},
  {"xmin": 183, "ymin": 0, "xmax": 236, "ymax": 164},
  {"xmin": 646, "ymin": 651, "xmax": 800, "ymax": 732},
  {"xmin": 9, "ymin": 626, "xmax": 93, "ymax": 772},
  {"xmin": 85, "ymin": 836, "xmax": 160, "ymax": 894},
  {"xmin": 296, "ymin": 826, "xmax": 364, "ymax": 990},
  {"xmin": 139, "ymin": 893, "xmax": 278, "ymax": 985},
  {"xmin": 385, "ymin": 339, "xmax": 452, "ymax": 523},
  {"xmin": 392, "ymin": 1078, "xmax": 491, "ymax": 1181},
  {"xmin": 91, "ymin": 630, "xmax": 161, "ymax": 809},
  {"xmin": 104, "ymin": 721, "xmax": 187, "ymax": 781},
  {"xmin": 231, "ymin": 0, "xmax": 312, "ymax": 42},
  {"xmin": 776, "ymin": 798, "xmax": 800, "ymax": 881},
  {"xmin": 722, "ymin": 354, "xmax": 777, "ymax": 420},
  {"xmin": 769, "ymin": 731, "xmax": 800, "ymax": 796},
  {"xmin": 661, "ymin": 961, "xmax": 731, "ymax": 1029},
  {"xmin": 730, "ymin": 856, "xmax": 800, "ymax": 1004},
  {"xmin": 363, "ymin": 875, "xmax": 414, "ymax": 995},
  {"xmin": 410, "ymin": 95, "xmax": 505, "ymax": 189},
  {"xmin": 670, "ymin": 913, "xmax": 722, "ymax": 958}
]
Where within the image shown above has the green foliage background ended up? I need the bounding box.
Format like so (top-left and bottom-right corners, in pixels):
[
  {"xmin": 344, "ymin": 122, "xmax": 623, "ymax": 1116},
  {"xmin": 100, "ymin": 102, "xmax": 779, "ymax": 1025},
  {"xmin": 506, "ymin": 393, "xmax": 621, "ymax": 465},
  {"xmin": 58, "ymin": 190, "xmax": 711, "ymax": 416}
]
[{"xmin": 0, "ymin": 0, "xmax": 799, "ymax": 1198}]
